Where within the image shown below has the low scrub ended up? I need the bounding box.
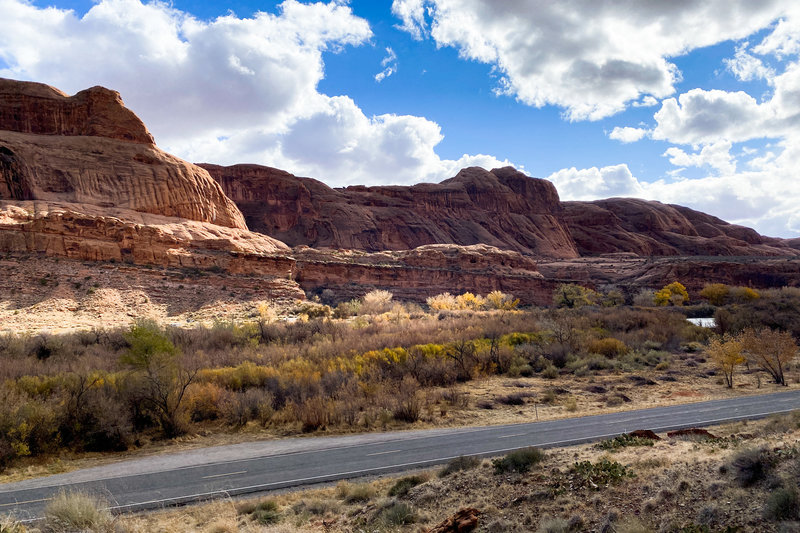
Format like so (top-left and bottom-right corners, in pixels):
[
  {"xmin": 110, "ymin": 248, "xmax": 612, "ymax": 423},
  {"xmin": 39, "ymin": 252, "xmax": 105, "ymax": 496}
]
[
  {"xmin": 238, "ymin": 499, "xmax": 281, "ymax": 525},
  {"xmin": 566, "ymin": 459, "xmax": 633, "ymax": 490},
  {"xmin": 595, "ymin": 433, "xmax": 655, "ymax": 451},
  {"xmin": 388, "ymin": 474, "xmax": 428, "ymax": 497},
  {"xmin": 493, "ymin": 447, "xmax": 545, "ymax": 474},
  {"xmin": 42, "ymin": 491, "xmax": 114, "ymax": 533},
  {"xmin": 439, "ymin": 455, "xmax": 481, "ymax": 477}
]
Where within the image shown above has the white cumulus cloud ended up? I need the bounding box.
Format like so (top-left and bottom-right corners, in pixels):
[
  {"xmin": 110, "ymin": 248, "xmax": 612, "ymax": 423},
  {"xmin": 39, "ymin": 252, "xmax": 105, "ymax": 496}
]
[
  {"xmin": 0, "ymin": 0, "xmax": 506, "ymax": 186},
  {"xmin": 391, "ymin": 0, "xmax": 793, "ymax": 120},
  {"xmin": 609, "ymin": 126, "xmax": 649, "ymax": 143}
]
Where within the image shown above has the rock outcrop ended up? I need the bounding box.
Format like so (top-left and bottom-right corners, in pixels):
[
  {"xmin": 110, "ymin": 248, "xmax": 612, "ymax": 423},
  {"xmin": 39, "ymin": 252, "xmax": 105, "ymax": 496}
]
[
  {"xmin": 562, "ymin": 198, "xmax": 795, "ymax": 257},
  {"xmin": 204, "ymin": 163, "xmax": 797, "ymax": 260},
  {"xmin": 1, "ymin": 78, "xmax": 245, "ymax": 229},
  {"xmin": 201, "ymin": 163, "xmax": 579, "ymax": 258},
  {"xmin": 294, "ymin": 244, "xmax": 557, "ymax": 305},
  {"xmin": 0, "ymin": 200, "xmax": 292, "ymax": 275},
  {"xmin": 0, "ymin": 78, "xmax": 153, "ymax": 144}
]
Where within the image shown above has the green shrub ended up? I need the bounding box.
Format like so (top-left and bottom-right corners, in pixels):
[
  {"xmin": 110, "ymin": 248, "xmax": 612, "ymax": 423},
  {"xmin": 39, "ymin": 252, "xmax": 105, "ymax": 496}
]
[
  {"xmin": 43, "ymin": 491, "xmax": 114, "ymax": 533},
  {"xmin": 569, "ymin": 459, "xmax": 633, "ymax": 490},
  {"xmin": 596, "ymin": 434, "xmax": 655, "ymax": 451},
  {"xmin": 388, "ymin": 475, "xmax": 427, "ymax": 497},
  {"xmin": 764, "ymin": 486, "xmax": 799, "ymax": 521},
  {"xmin": 493, "ymin": 447, "xmax": 545, "ymax": 474},
  {"xmin": 439, "ymin": 455, "xmax": 481, "ymax": 477}
]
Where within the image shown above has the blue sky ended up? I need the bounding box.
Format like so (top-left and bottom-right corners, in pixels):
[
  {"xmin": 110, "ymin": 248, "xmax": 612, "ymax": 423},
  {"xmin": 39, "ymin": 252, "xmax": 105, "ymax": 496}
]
[{"xmin": 1, "ymin": 0, "xmax": 799, "ymax": 237}]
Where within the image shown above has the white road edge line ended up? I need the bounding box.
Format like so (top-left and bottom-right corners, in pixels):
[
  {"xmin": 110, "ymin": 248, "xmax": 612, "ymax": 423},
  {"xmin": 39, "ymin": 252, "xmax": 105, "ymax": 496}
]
[
  {"xmin": 366, "ymin": 450, "xmax": 400, "ymax": 456},
  {"xmin": 201, "ymin": 471, "xmax": 247, "ymax": 480}
]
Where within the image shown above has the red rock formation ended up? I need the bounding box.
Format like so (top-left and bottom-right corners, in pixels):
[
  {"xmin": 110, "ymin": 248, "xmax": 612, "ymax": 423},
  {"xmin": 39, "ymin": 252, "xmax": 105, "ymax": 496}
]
[
  {"xmin": 0, "ymin": 200, "xmax": 291, "ymax": 275},
  {"xmin": 1, "ymin": 79, "xmax": 245, "ymax": 229},
  {"xmin": 293, "ymin": 244, "xmax": 558, "ymax": 305},
  {"xmin": 561, "ymin": 198, "xmax": 795, "ymax": 257},
  {"xmin": 0, "ymin": 78, "xmax": 153, "ymax": 144},
  {"xmin": 201, "ymin": 163, "xmax": 579, "ymax": 258}
]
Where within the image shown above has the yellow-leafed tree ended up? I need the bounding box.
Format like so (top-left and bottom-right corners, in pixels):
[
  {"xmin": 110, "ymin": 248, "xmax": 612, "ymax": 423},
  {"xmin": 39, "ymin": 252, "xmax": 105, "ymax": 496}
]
[
  {"xmin": 705, "ymin": 335, "xmax": 745, "ymax": 388},
  {"xmin": 740, "ymin": 328, "xmax": 798, "ymax": 386},
  {"xmin": 653, "ymin": 282, "xmax": 689, "ymax": 306}
]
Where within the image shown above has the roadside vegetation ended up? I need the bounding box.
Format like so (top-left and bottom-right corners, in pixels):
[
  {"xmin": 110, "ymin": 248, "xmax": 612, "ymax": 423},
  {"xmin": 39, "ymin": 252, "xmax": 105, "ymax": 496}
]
[{"xmin": 0, "ymin": 283, "xmax": 797, "ymax": 478}]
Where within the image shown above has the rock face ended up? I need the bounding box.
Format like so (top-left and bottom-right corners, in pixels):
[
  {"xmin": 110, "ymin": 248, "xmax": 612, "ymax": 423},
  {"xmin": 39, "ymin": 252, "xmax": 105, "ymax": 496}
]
[
  {"xmin": 562, "ymin": 198, "xmax": 795, "ymax": 257},
  {"xmin": 0, "ymin": 78, "xmax": 153, "ymax": 144},
  {"xmin": 294, "ymin": 244, "xmax": 558, "ymax": 305},
  {"xmin": 0, "ymin": 78, "xmax": 245, "ymax": 229},
  {"xmin": 0, "ymin": 200, "xmax": 291, "ymax": 275},
  {"xmin": 205, "ymin": 163, "xmax": 797, "ymax": 259},
  {"xmin": 201, "ymin": 163, "xmax": 579, "ymax": 258}
]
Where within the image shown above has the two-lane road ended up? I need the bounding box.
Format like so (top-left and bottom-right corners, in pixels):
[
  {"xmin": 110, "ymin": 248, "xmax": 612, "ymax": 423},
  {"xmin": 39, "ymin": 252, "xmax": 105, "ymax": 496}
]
[{"xmin": 2, "ymin": 390, "xmax": 799, "ymax": 519}]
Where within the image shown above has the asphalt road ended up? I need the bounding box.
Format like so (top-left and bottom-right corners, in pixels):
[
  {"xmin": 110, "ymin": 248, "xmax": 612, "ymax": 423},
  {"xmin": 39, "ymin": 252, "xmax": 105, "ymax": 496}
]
[{"xmin": 2, "ymin": 389, "xmax": 800, "ymax": 520}]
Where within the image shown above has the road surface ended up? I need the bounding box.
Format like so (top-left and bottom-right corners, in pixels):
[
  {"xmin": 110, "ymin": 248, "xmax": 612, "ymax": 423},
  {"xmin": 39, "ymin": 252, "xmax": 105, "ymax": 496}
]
[{"xmin": 2, "ymin": 389, "xmax": 799, "ymax": 520}]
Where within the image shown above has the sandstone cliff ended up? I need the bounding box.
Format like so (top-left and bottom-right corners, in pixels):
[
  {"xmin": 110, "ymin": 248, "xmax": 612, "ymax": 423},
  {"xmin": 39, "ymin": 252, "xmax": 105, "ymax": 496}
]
[
  {"xmin": 0, "ymin": 78, "xmax": 245, "ymax": 229},
  {"xmin": 204, "ymin": 163, "xmax": 797, "ymax": 260},
  {"xmin": 561, "ymin": 199, "xmax": 795, "ymax": 257},
  {"xmin": 201, "ymin": 163, "xmax": 579, "ymax": 258}
]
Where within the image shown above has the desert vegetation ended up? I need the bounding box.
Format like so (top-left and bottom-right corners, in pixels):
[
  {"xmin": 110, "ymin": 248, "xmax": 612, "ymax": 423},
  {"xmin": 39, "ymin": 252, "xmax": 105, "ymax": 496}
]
[{"xmin": 0, "ymin": 284, "xmax": 797, "ymax": 480}]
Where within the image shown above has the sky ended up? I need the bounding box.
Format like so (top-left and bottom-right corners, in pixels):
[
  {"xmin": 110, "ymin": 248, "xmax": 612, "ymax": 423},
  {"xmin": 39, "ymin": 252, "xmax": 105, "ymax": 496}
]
[{"xmin": 1, "ymin": 1, "xmax": 799, "ymax": 238}]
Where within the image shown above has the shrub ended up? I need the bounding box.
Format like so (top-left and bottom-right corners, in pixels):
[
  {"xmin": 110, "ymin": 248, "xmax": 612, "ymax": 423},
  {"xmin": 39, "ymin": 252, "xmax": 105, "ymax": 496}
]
[
  {"xmin": 764, "ymin": 486, "xmax": 799, "ymax": 521},
  {"xmin": 730, "ymin": 448, "xmax": 771, "ymax": 487},
  {"xmin": 379, "ymin": 501, "xmax": 417, "ymax": 526},
  {"xmin": 455, "ymin": 292, "xmax": 485, "ymax": 310},
  {"xmin": 0, "ymin": 516, "xmax": 26, "ymax": 533},
  {"xmin": 427, "ymin": 292, "xmax": 457, "ymax": 311},
  {"xmin": 537, "ymin": 517, "xmax": 570, "ymax": 533},
  {"xmin": 486, "ymin": 290, "xmax": 519, "ymax": 310},
  {"xmin": 493, "ymin": 447, "xmax": 545, "ymax": 474},
  {"xmin": 43, "ymin": 491, "xmax": 114, "ymax": 533},
  {"xmin": 588, "ymin": 338, "xmax": 628, "ymax": 357},
  {"xmin": 596, "ymin": 434, "xmax": 654, "ymax": 450},
  {"xmin": 439, "ymin": 455, "xmax": 481, "ymax": 477},
  {"xmin": 388, "ymin": 475, "xmax": 427, "ymax": 497},
  {"xmin": 240, "ymin": 499, "xmax": 280, "ymax": 525},
  {"xmin": 336, "ymin": 481, "xmax": 374, "ymax": 503},
  {"xmin": 361, "ymin": 289, "xmax": 394, "ymax": 315},
  {"xmin": 569, "ymin": 459, "xmax": 632, "ymax": 490}
]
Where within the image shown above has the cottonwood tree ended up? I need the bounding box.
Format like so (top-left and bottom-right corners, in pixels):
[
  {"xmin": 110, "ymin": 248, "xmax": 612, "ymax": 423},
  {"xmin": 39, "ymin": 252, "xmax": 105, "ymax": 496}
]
[
  {"xmin": 553, "ymin": 283, "xmax": 599, "ymax": 309},
  {"xmin": 740, "ymin": 328, "xmax": 798, "ymax": 386},
  {"xmin": 121, "ymin": 321, "xmax": 197, "ymax": 437},
  {"xmin": 654, "ymin": 282, "xmax": 689, "ymax": 306},
  {"xmin": 705, "ymin": 335, "xmax": 745, "ymax": 388}
]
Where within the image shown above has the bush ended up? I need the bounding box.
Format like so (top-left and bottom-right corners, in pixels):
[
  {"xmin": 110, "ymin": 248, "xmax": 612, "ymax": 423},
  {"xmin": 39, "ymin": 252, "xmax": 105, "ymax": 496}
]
[
  {"xmin": 361, "ymin": 289, "xmax": 394, "ymax": 315},
  {"xmin": 336, "ymin": 481, "xmax": 374, "ymax": 503},
  {"xmin": 588, "ymin": 338, "xmax": 628, "ymax": 357},
  {"xmin": 764, "ymin": 486, "xmax": 799, "ymax": 521},
  {"xmin": 537, "ymin": 517, "xmax": 570, "ymax": 533},
  {"xmin": 43, "ymin": 491, "xmax": 114, "ymax": 533},
  {"xmin": 379, "ymin": 501, "xmax": 417, "ymax": 526},
  {"xmin": 596, "ymin": 434, "xmax": 655, "ymax": 450},
  {"xmin": 730, "ymin": 447, "xmax": 771, "ymax": 487},
  {"xmin": 493, "ymin": 447, "xmax": 545, "ymax": 474},
  {"xmin": 439, "ymin": 455, "xmax": 481, "ymax": 477},
  {"xmin": 388, "ymin": 475, "xmax": 427, "ymax": 497},
  {"xmin": 240, "ymin": 499, "xmax": 280, "ymax": 525},
  {"xmin": 569, "ymin": 459, "xmax": 632, "ymax": 490}
]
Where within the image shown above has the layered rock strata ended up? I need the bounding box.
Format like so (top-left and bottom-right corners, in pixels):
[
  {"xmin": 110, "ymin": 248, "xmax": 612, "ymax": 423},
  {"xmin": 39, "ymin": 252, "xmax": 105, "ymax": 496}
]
[{"xmin": 201, "ymin": 163, "xmax": 579, "ymax": 258}]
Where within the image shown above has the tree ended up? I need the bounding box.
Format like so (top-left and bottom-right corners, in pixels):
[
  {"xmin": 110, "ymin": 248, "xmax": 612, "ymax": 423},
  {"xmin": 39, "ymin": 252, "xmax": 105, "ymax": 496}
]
[
  {"xmin": 121, "ymin": 321, "xmax": 197, "ymax": 437},
  {"xmin": 360, "ymin": 289, "xmax": 393, "ymax": 314},
  {"xmin": 654, "ymin": 282, "xmax": 689, "ymax": 306},
  {"xmin": 485, "ymin": 290, "xmax": 519, "ymax": 311},
  {"xmin": 553, "ymin": 284, "xmax": 599, "ymax": 309},
  {"xmin": 700, "ymin": 283, "xmax": 730, "ymax": 306},
  {"xmin": 705, "ymin": 335, "xmax": 745, "ymax": 388},
  {"xmin": 739, "ymin": 328, "xmax": 797, "ymax": 386}
]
